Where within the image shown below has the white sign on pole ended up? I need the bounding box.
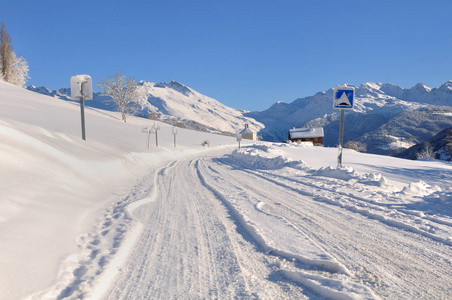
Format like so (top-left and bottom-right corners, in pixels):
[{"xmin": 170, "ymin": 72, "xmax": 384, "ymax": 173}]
[
  {"xmin": 70, "ymin": 75, "xmax": 93, "ymax": 100},
  {"xmin": 71, "ymin": 74, "xmax": 92, "ymax": 141},
  {"xmin": 333, "ymin": 85, "xmax": 354, "ymax": 109},
  {"xmin": 237, "ymin": 134, "xmax": 242, "ymax": 149},
  {"xmin": 142, "ymin": 127, "xmax": 154, "ymax": 150},
  {"xmin": 152, "ymin": 122, "xmax": 160, "ymax": 147}
]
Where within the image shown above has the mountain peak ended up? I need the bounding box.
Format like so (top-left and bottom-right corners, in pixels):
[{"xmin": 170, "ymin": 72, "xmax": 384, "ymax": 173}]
[
  {"xmin": 412, "ymin": 83, "xmax": 431, "ymax": 93},
  {"xmin": 154, "ymin": 80, "xmax": 193, "ymax": 96},
  {"xmin": 439, "ymin": 80, "xmax": 452, "ymax": 91}
]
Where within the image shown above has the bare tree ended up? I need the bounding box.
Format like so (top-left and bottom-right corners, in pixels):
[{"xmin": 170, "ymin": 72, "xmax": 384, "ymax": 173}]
[
  {"xmin": 416, "ymin": 142, "xmax": 435, "ymax": 159},
  {"xmin": 0, "ymin": 22, "xmax": 29, "ymax": 86},
  {"xmin": 7, "ymin": 51, "xmax": 29, "ymax": 86},
  {"xmin": 445, "ymin": 128, "xmax": 452, "ymax": 158},
  {"xmin": 98, "ymin": 72, "xmax": 141, "ymax": 122}
]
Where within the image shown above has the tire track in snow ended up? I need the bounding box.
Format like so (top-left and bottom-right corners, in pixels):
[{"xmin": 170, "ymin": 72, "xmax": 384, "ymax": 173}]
[
  {"xmin": 228, "ymin": 161, "xmax": 452, "ymax": 246},
  {"xmin": 102, "ymin": 156, "xmax": 308, "ymax": 299},
  {"xmin": 208, "ymin": 158, "xmax": 452, "ymax": 299},
  {"xmin": 197, "ymin": 159, "xmax": 380, "ymax": 299}
]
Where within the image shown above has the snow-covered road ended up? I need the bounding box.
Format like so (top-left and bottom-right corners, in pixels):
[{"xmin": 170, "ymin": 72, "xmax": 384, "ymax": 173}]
[
  {"xmin": 103, "ymin": 154, "xmax": 308, "ymax": 299},
  {"xmin": 89, "ymin": 148, "xmax": 452, "ymax": 299}
]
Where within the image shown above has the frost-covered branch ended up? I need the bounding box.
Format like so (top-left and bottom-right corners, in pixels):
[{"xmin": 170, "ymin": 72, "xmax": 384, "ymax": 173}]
[
  {"xmin": 98, "ymin": 72, "xmax": 141, "ymax": 122},
  {"xmin": 0, "ymin": 22, "xmax": 29, "ymax": 86}
]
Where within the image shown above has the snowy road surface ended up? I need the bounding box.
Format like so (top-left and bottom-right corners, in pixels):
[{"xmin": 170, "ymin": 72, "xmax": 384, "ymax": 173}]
[
  {"xmin": 102, "ymin": 156, "xmax": 309, "ymax": 299},
  {"xmin": 33, "ymin": 146, "xmax": 452, "ymax": 299},
  {"xmin": 72, "ymin": 147, "xmax": 450, "ymax": 300}
]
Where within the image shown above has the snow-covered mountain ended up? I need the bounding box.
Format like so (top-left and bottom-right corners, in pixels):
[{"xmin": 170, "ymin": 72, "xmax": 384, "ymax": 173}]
[
  {"xmin": 247, "ymin": 81, "xmax": 452, "ymax": 155},
  {"xmin": 27, "ymin": 81, "xmax": 264, "ymax": 136},
  {"xmin": 28, "ymin": 80, "xmax": 452, "ymax": 156}
]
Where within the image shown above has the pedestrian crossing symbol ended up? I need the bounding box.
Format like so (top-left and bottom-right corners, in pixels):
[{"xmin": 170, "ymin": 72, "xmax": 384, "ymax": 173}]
[{"xmin": 333, "ymin": 85, "xmax": 355, "ymax": 109}]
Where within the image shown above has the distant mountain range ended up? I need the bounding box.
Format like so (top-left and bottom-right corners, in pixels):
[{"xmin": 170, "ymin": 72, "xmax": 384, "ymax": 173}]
[{"xmin": 27, "ymin": 80, "xmax": 452, "ymax": 156}]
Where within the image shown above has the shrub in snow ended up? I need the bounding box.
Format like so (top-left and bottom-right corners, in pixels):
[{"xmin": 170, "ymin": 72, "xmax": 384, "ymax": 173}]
[{"xmin": 416, "ymin": 142, "xmax": 435, "ymax": 160}]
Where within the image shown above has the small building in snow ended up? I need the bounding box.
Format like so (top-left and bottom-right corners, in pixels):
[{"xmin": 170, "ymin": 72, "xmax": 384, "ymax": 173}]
[
  {"xmin": 288, "ymin": 127, "xmax": 324, "ymax": 146},
  {"xmin": 239, "ymin": 124, "xmax": 257, "ymax": 140}
]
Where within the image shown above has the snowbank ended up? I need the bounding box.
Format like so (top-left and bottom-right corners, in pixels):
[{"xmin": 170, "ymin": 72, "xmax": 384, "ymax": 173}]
[{"xmin": 0, "ymin": 81, "xmax": 240, "ymax": 299}]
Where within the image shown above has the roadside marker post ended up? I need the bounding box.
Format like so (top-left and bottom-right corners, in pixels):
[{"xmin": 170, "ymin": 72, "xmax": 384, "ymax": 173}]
[
  {"xmin": 152, "ymin": 122, "xmax": 161, "ymax": 147},
  {"xmin": 142, "ymin": 127, "xmax": 154, "ymax": 150},
  {"xmin": 333, "ymin": 85, "xmax": 355, "ymax": 168},
  {"xmin": 71, "ymin": 75, "xmax": 93, "ymax": 141},
  {"xmin": 172, "ymin": 126, "xmax": 178, "ymax": 148},
  {"xmin": 237, "ymin": 134, "xmax": 242, "ymax": 149}
]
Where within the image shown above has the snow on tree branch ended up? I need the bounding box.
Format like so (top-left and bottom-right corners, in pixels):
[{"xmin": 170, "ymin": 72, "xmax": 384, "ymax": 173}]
[{"xmin": 98, "ymin": 72, "xmax": 142, "ymax": 123}]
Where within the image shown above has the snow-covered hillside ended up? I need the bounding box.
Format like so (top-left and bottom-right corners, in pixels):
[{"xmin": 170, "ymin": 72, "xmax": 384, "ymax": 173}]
[
  {"xmin": 0, "ymin": 80, "xmax": 242, "ymax": 299},
  {"xmin": 248, "ymin": 81, "xmax": 452, "ymax": 155},
  {"xmin": 27, "ymin": 80, "xmax": 264, "ymax": 136},
  {"xmin": 28, "ymin": 80, "xmax": 452, "ymax": 156},
  {"xmin": 2, "ymin": 81, "xmax": 452, "ymax": 299}
]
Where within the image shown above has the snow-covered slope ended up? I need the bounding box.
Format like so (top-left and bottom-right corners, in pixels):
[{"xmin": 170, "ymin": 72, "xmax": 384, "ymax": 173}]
[
  {"xmin": 27, "ymin": 80, "xmax": 264, "ymax": 136},
  {"xmin": 0, "ymin": 80, "xmax": 242, "ymax": 299},
  {"xmin": 28, "ymin": 80, "xmax": 452, "ymax": 156},
  {"xmin": 3, "ymin": 81, "xmax": 452, "ymax": 299}
]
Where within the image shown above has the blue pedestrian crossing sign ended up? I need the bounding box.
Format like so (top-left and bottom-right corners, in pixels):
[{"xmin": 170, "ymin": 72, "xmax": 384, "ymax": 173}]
[{"xmin": 333, "ymin": 85, "xmax": 355, "ymax": 109}]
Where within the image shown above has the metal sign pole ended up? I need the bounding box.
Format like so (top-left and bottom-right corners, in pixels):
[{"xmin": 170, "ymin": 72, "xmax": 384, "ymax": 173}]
[
  {"xmin": 80, "ymin": 83, "xmax": 86, "ymax": 141},
  {"xmin": 147, "ymin": 129, "xmax": 150, "ymax": 150},
  {"xmin": 337, "ymin": 109, "xmax": 345, "ymax": 167},
  {"xmin": 71, "ymin": 75, "xmax": 92, "ymax": 141},
  {"xmin": 155, "ymin": 130, "xmax": 158, "ymax": 147},
  {"xmin": 333, "ymin": 85, "xmax": 355, "ymax": 168}
]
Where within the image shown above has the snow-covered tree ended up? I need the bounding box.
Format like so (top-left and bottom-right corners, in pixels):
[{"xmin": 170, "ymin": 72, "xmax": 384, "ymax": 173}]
[
  {"xmin": 6, "ymin": 51, "xmax": 29, "ymax": 86},
  {"xmin": 0, "ymin": 22, "xmax": 29, "ymax": 86},
  {"xmin": 416, "ymin": 142, "xmax": 435, "ymax": 160},
  {"xmin": 345, "ymin": 140, "xmax": 367, "ymax": 152},
  {"xmin": 98, "ymin": 72, "xmax": 142, "ymax": 123}
]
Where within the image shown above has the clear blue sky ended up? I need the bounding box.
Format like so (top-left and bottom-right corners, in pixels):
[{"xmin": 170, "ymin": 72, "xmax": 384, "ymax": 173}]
[{"xmin": 3, "ymin": 0, "xmax": 452, "ymax": 111}]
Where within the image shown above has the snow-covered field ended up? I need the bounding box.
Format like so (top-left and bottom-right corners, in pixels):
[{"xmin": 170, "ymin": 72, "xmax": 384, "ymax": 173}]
[{"xmin": 1, "ymin": 81, "xmax": 452, "ymax": 299}]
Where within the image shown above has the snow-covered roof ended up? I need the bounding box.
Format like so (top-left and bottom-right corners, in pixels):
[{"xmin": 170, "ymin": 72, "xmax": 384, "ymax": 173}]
[
  {"xmin": 239, "ymin": 124, "xmax": 254, "ymax": 134},
  {"xmin": 289, "ymin": 127, "xmax": 324, "ymax": 139},
  {"xmin": 239, "ymin": 127, "xmax": 253, "ymax": 134}
]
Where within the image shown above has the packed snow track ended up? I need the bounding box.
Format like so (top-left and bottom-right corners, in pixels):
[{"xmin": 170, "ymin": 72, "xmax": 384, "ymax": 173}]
[
  {"xmin": 58, "ymin": 149, "xmax": 452, "ymax": 299},
  {"xmin": 103, "ymin": 154, "xmax": 309, "ymax": 299}
]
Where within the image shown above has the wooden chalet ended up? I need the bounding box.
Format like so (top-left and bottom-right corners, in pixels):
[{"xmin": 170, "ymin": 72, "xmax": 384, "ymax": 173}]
[{"xmin": 288, "ymin": 127, "xmax": 324, "ymax": 146}]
